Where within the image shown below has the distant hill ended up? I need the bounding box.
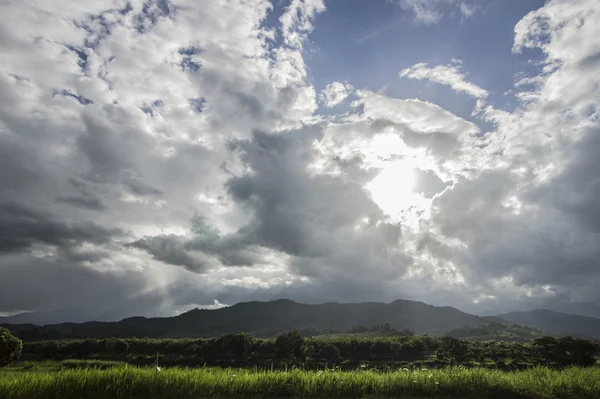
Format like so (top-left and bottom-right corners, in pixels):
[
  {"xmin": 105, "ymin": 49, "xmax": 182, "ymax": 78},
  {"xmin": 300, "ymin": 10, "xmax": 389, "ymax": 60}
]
[
  {"xmin": 0, "ymin": 307, "xmax": 93, "ymax": 325},
  {"xmin": 4, "ymin": 299, "xmax": 600, "ymax": 341},
  {"xmin": 497, "ymin": 309, "xmax": 600, "ymax": 340},
  {"xmin": 445, "ymin": 322, "xmax": 544, "ymax": 341},
  {"xmin": 2, "ymin": 299, "xmax": 486, "ymax": 340}
]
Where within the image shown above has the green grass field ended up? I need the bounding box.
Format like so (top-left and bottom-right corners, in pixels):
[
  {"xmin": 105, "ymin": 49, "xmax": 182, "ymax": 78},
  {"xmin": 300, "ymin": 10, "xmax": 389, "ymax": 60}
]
[{"xmin": 2, "ymin": 362, "xmax": 600, "ymax": 398}]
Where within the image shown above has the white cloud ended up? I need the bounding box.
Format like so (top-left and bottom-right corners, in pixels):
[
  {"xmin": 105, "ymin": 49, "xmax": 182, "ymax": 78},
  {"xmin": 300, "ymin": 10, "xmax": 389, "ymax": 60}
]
[
  {"xmin": 396, "ymin": 0, "xmax": 478, "ymax": 25},
  {"xmin": 400, "ymin": 62, "xmax": 489, "ymax": 99},
  {"xmin": 355, "ymin": 90, "xmax": 480, "ymax": 136},
  {"xmin": 319, "ymin": 81, "xmax": 353, "ymax": 107},
  {"xmin": 279, "ymin": 0, "xmax": 326, "ymax": 50}
]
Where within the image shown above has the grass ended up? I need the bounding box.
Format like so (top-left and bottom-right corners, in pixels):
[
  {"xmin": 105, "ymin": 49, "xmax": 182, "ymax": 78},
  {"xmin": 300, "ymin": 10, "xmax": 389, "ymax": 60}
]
[{"xmin": 2, "ymin": 364, "xmax": 600, "ymax": 398}]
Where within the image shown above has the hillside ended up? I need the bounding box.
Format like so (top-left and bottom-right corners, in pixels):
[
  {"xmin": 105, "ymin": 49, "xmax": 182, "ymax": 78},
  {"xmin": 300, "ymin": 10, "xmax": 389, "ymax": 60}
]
[
  {"xmin": 498, "ymin": 309, "xmax": 600, "ymax": 340},
  {"xmin": 0, "ymin": 307, "xmax": 92, "ymax": 325},
  {"xmin": 2, "ymin": 299, "xmax": 486, "ymax": 340},
  {"xmin": 445, "ymin": 322, "xmax": 544, "ymax": 341},
  {"xmin": 5, "ymin": 299, "xmax": 600, "ymax": 341}
]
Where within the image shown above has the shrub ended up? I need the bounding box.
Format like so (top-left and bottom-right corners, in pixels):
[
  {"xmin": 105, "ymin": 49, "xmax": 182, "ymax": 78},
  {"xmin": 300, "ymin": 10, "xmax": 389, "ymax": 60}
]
[
  {"xmin": 275, "ymin": 331, "xmax": 305, "ymax": 362},
  {"xmin": 0, "ymin": 327, "xmax": 23, "ymax": 366},
  {"xmin": 317, "ymin": 343, "xmax": 340, "ymax": 363}
]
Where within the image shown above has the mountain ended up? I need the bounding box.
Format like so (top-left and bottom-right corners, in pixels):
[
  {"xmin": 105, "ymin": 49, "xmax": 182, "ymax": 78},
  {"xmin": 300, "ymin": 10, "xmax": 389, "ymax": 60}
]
[
  {"xmin": 0, "ymin": 307, "xmax": 94, "ymax": 325},
  {"xmin": 4, "ymin": 299, "xmax": 600, "ymax": 341},
  {"xmin": 497, "ymin": 309, "xmax": 600, "ymax": 340},
  {"xmin": 2, "ymin": 298, "xmax": 486, "ymax": 341}
]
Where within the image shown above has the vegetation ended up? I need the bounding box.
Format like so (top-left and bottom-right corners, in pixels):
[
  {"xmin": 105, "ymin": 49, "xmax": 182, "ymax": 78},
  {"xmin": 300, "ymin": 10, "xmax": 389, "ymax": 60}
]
[
  {"xmin": 15, "ymin": 331, "xmax": 599, "ymax": 371},
  {"xmin": 446, "ymin": 322, "xmax": 544, "ymax": 341},
  {"xmin": 2, "ymin": 364, "xmax": 600, "ymax": 399},
  {"xmin": 2, "ymin": 331, "xmax": 599, "ymax": 398},
  {"xmin": 0, "ymin": 327, "xmax": 23, "ymax": 367},
  {"xmin": 499, "ymin": 310, "xmax": 600, "ymax": 340}
]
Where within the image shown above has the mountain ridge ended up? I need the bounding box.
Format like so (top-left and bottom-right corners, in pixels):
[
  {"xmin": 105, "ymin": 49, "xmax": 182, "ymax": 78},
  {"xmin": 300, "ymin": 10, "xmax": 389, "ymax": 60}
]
[
  {"xmin": 497, "ymin": 309, "xmax": 600, "ymax": 340},
  {"xmin": 2, "ymin": 299, "xmax": 600, "ymax": 340}
]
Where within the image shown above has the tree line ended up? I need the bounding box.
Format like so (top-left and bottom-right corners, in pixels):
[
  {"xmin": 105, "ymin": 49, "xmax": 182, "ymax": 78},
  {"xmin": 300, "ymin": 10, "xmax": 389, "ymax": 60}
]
[{"xmin": 11, "ymin": 331, "xmax": 599, "ymax": 371}]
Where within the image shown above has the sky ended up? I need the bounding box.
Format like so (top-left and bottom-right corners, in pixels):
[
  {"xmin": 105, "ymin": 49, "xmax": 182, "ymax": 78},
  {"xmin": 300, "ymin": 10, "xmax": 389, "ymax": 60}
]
[{"xmin": 1, "ymin": 0, "xmax": 600, "ymax": 323}]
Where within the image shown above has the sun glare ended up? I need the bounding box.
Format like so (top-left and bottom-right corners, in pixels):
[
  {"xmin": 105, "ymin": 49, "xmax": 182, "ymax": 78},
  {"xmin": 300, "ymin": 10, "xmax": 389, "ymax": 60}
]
[{"xmin": 366, "ymin": 161, "xmax": 423, "ymax": 219}]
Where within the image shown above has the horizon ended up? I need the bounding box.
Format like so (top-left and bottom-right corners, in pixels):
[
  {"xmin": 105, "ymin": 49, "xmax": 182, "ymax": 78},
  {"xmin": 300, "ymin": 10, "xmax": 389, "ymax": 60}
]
[
  {"xmin": 2, "ymin": 297, "xmax": 596, "ymax": 326},
  {"xmin": 2, "ymin": 0, "xmax": 600, "ymax": 324}
]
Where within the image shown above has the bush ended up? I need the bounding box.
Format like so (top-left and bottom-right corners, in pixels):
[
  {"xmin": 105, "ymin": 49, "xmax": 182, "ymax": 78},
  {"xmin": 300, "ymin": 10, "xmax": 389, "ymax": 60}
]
[
  {"xmin": 317, "ymin": 344, "xmax": 340, "ymax": 363},
  {"xmin": 275, "ymin": 331, "xmax": 305, "ymax": 362},
  {"xmin": 0, "ymin": 327, "xmax": 23, "ymax": 366},
  {"xmin": 370, "ymin": 341, "xmax": 392, "ymax": 358}
]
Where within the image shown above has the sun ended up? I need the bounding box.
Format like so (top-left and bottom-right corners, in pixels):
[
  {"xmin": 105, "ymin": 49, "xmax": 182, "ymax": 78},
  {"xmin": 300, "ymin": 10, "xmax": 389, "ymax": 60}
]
[{"xmin": 366, "ymin": 161, "xmax": 423, "ymax": 219}]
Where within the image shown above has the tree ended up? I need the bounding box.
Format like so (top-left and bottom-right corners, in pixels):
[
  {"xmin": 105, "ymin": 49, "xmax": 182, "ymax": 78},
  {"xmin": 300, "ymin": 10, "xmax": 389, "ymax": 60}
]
[
  {"xmin": 439, "ymin": 336, "xmax": 471, "ymax": 362},
  {"xmin": 370, "ymin": 341, "xmax": 392, "ymax": 358},
  {"xmin": 534, "ymin": 336, "xmax": 598, "ymax": 367},
  {"xmin": 0, "ymin": 328, "xmax": 23, "ymax": 367},
  {"xmin": 217, "ymin": 333, "xmax": 252, "ymax": 361},
  {"xmin": 275, "ymin": 330, "xmax": 305, "ymax": 362},
  {"xmin": 317, "ymin": 344, "xmax": 340, "ymax": 363}
]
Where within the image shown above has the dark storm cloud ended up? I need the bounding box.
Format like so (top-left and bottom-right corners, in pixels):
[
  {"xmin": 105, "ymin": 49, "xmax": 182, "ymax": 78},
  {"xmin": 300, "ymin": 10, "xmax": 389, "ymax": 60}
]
[
  {"xmin": 55, "ymin": 193, "xmax": 108, "ymax": 211},
  {"xmin": 223, "ymin": 128, "xmax": 410, "ymax": 284},
  {"xmin": 129, "ymin": 215, "xmax": 265, "ymax": 273},
  {"xmin": 0, "ymin": 252, "xmax": 206, "ymax": 322},
  {"xmin": 421, "ymin": 129, "xmax": 600, "ymax": 311},
  {"xmin": 123, "ymin": 176, "xmax": 164, "ymax": 198},
  {"xmin": 0, "ymin": 137, "xmax": 43, "ymax": 192},
  {"xmin": 225, "ymin": 128, "xmax": 384, "ymax": 257},
  {"xmin": 531, "ymin": 127, "xmax": 600, "ymax": 232},
  {"xmin": 55, "ymin": 177, "xmax": 109, "ymax": 211},
  {"xmin": 129, "ymin": 234, "xmax": 211, "ymax": 272},
  {"xmin": 0, "ymin": 202, "xmax": 122, "ymax": 253}
]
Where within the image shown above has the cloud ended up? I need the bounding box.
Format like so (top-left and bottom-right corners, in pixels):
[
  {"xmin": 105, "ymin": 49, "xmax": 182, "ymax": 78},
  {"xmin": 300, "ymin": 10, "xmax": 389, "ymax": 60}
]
[
  {"xmin": 319, "ymin": 81, "xmax": 353, "ymax": 107},
  {"xmin": 396, "ymin": 0, "xmax": 478, "ymax": 25},
  {"xmin": 55, "ymin": 193, "xmax": 108, "ymax": 211},
  {"xmin": 400, "ymin": 62, "xmax": 488, "ymax": 99},
  {"xmin": 129, "ymin": 214, "xmax": 268, "ymax": 273},
  {"xmin": 279, "ymin": 0, "xmax": 326, "ymax": 50},
  {"xmin": 412, "ymin": 0, "xmax": 600, "ymax": 314},
  {"xmin": 0, "ymin": 202, "xmax": 121, "ymax": 253},
  {"xmin": 355, "ymin": 90, "xmax": 480, "ymax": 136},
  {"xmin": 0, "ymin": 0, "xmax": 325, "ymax": 318},
  {"xmin": 2, "ymin": 0, "xmax": 600, "ymax": 323},
  {"xmin": 413, "ymin": 169, "xmax": 451, "ymax": 198}
]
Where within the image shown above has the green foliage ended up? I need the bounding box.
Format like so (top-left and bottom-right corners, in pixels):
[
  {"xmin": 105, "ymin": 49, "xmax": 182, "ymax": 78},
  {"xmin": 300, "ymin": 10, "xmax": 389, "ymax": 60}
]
[
  {"xmin": 0, "ymin": 327, "xmax": 23, "ymax": 366},
  {"xmin": 533, "ymin": 336, "xmax": 598, "ymax": 366},
  {"xmin": 275, "ymin": 330, "xmax": 305, "ymax": 362},
  {"xmin": 215, "ymin": 333, "xmax": 252, "ymax": 361},
  {"xmin": 446, "ymin": 322, "xmax": 544, "ymax": 341},
  {"xmin": 16, "ymin": 333, "xmax": 600, "ymax": 371},
  {"xmin": 3, "ymin": 365, "xmax": 600, "ymax": 399},
  {"xmin": 349, "ymin": 324, "xmax": 416, "ymax": 337},
  {"xmin": 316, "ymin": 343, "xmax": 340, "ymax": 363},
  {"xmin": 438, "ymin": 336, "xmax": 472, "ymax": 362}
]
